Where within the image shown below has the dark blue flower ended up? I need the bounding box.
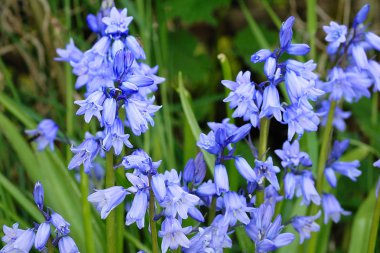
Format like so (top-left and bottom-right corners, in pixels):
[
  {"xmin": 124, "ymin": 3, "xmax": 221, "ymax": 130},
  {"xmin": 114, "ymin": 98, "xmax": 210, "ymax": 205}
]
[
  {"xmin": 25, "ymin": 119, "xmax": 58, "ymax": 151},
  {"xmin": 33, "ymin": 181, "xmax": 44, "ymax": 210}
]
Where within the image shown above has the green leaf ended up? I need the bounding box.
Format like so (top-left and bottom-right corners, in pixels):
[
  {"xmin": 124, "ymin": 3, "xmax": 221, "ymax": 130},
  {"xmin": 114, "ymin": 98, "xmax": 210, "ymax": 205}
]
[
  {"xmin": 348, "ymin": 188, "xmax": 377, "ymax": 253},
  {"xmin": 164, "ymin": 0, "xmax": 230, "ymax": 25},
  {"xmin": 177, "ymin": 72, "xmax": 215, "ymax": 174}
]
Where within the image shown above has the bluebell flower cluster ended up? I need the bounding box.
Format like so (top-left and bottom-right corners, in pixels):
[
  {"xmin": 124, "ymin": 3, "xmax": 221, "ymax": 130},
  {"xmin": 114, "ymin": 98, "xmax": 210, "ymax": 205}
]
[
  {"xmin": 25, "ymin": 119, "xmax": 59, "ymax": 151},
  {"xmin": 318, "ymin": 4, "xmax": 380, "ymax": 105},
  {"xmin": 275, "ymin": 140, "xmax": 320, "ymax": 206},
  {"xmin": 223, "ymin": 17, "xmax": 324, "ymax": 140},
  {"xmin": 57, "ymin": 6, "xmax": 164, "ymax": 174},
  {"xmin": 1, "ymin": 182, "xmax": 78, "ymax": 253}
]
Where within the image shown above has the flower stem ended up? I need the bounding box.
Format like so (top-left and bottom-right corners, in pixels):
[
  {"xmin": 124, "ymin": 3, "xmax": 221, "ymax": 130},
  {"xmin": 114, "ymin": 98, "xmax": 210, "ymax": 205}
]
[
  {"xmin": 81, "ymin": 167, "xmax": 95, "ymax": 253},
  {"xmin": 208, "ymin": 197, "xmax": 217, "ymax": 225},
  {"xmin": 316, "ymin": 100, "xmax": 336, "ymax": 193},
  {"xmin": 307, "ymin": 100, "xmax": 337, "ymax": 253},
  {"xmin": 105, "ymin": 151, "xmax": 116, "ymax": 253},
  {"xmin": 368, "ymin": 192, "xmax": 380, "ymax": 253},
  {"xmin": 148, "ymin": 175, "xmax": 159, "ymax": 253},
  {"xmin": 256, "ymin": 118, "xmax": 270, "ymax": 205}
]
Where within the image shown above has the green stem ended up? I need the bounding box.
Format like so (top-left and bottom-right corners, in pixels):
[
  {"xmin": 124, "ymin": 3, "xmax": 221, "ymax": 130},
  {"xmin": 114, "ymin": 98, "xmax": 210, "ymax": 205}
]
[
  {"xmin": 307, "ymin": 100, "xmax": 336, "ymax": 253},
  {"xmin": 316, "ymin": 100, "xmax": 336, "ymax": 193},
  {"xmin": 256, "ymin": 118, "xmax": 270, "ymax": 205},
  {"xmin": 217, "ymin": 54, "xmax": 233, "ymax": 122},
  {"xmin": 148, "ymin": 175, "xmax": 159, "ymax": 253},
  {"xmin": 81, "ymin": 168, "xmax": 95, "ymax": 253},
  {"xmin": 307, "ymin": 0, "xmax": 317, "ymax": 60},
  {"xmin": 368, "ymin": 193, "xmax": 380, "ymax": 253},
  {"xmin": 371, "ymin": 91, "xmax": 378, "ymax": 127},
  {"xmin": 106, "ymin": 151, "xmax": 116, "ymax": 253},
  {"xmin": 208, "ymin": 197, "xmax": 217, "ymax": 225},
  {"xmin": 116, "ymin": 168, "xmax": 125, "ymax": 253}
]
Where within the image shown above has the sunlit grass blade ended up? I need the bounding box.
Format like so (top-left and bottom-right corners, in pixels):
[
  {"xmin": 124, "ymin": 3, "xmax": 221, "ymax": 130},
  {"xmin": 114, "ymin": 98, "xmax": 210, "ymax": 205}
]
[{"xmin": 177, "ymin": 72, "xmax": 215, "ymax": 174}]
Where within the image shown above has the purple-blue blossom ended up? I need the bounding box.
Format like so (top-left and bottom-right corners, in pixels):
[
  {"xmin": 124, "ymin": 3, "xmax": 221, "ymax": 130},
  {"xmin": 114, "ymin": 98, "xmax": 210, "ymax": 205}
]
[
  {"xmin": 291, "ymin": 211, "xmax": 321, "ymax": 244},
  {"xmin": 25, "ymin": 119, "xmax": 58, "ymax": 151},
  {"xmin": 322, "ymin": 193, "xmax": 351, "ymax": 224},
  {"xmin": 246, "ymin": 203, "xmax": 295, "ymax": 252},
  {"xmin": 158, "ymin": 217, "xmax": 191, "ymax": 253},
  {"xmin": 88, "ymin": 186, "xmax": 128, "ymax": 219}
]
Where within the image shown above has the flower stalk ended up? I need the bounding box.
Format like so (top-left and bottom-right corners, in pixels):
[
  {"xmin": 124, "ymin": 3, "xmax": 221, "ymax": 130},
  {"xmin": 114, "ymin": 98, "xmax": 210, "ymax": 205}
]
[
  {"xmin": 81, "ymin": 167, "xmax": 95, "ymax": 253},
  {"xmin": 105, "ymin": 151, "xmax": 116, "ymax": 253},
  {"xmin": 256, "ymin": 118, "xmax": 270, "ymax": 205},
  {"xmin": 148, "ymin": 175, "xmax": 159, "ymax": 253}
]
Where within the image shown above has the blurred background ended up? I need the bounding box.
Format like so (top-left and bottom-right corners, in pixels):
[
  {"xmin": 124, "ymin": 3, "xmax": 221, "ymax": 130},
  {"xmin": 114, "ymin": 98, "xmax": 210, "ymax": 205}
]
[{"xmin": 0, "ymin": 0, "xmax": 379, "ymax": 252}]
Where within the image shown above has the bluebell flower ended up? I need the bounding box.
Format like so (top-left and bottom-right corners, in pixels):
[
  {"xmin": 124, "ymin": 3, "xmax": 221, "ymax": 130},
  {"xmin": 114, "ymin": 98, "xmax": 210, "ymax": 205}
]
[
  {"xmin": 319, "ymin": 67, "xmax": 371, "ymax": 102},
  {"xmin": 151, "ymin": 173, "xmax": 166, "ymax": 202},
  {"xmin": 353, "ymin": 4, "xmax": 370, "ymax": 28},
  {"xmin": 58, "ymin": 236, "xmax": 79, "ymax": 253},
  {"xmin": 285, "ymin": 43, "xmax": 310, "ymax": 56},
  {"xmin": 184, "ymin": 214, "xmax": 232, "ymax": 252},
  {"xmin": 1, "ymin": 223, "xmax": 24, "ymax": 243},
  {"xmin": 33, "ymin": 181, "xmax": 44, "ymax": 210},
  {"xmin": 279, "ymin": 16, "xmax": 295, "ymax": 49},
  {"xmin": 102, "ymin": 97, "xmax": 117, "ymax": 127},
  {"xmin": 322, "ymin": 193, "xmax": 351, "ymax": 224},
  {"xmin": 214, "ymin": 164, "xmax": 229, "ymax": 195},
  {"xmin": 25, "ymin": 119, "xmax": 58, "ymax": 151},
  {"xmin": 223, "ymin": 191, "xmax": 254, "ymax": 226},
  {"xmin": 196, "ymin": 180, "xmax": 217, "ymax": 198},
  {"xmin": 317, "ymin": 100, "xmax": 351, "ymax": 131},
  {"xmin": 291, "ymin": 211, "xmax": 321, "ymax": 244},
  {"xmin": 68, "ymin": 133, "xmax": 101, "ymax": 173},
  {"xmin": 193, "ymin": 152, "xmax": 207, "ymax": 185},
  {"xmin": 197, "ymin": 131, "xmax": 220, "ymax": 155},
  {"xmin": 222, "ymin": 71, "xmax": 261, "ymax": 127},
  {"xmin": 34, "ymin": 222, "xmax": 50, "ymax": 251},
  {"xmin": 254, "ymin": 157, "xmax": 281, "ymax": 190},
  {"xmin": 88, "ymin": 186, "xmax": 128, "ymax": 219},
  {"xmin": 103, "ymin": 118, "xmax": 133, "ymax": 155},
  {"xmin": 284, "ymin": 172, "xmax": 297, "ymax": 199},
  {"xmin": 91, "ymin": 36, "xmax": 111, "ymax": 56},
  {"xmin": 246, "ymin": 203, "xmax": 295, "ymax": 252},
  {"xmin": 102, "ymin": 7, "xmax": 133, "ymax": 37},
  {"xmin": 51, "ymin": 212, "xmax": 70, "ymax": 236},
  {"xmin": 264, "ymin": 185, "xmax": 283, "ymax": 208},
  {"xmin": 55, "ymin": 38, "xmax": 83, "ymax": 63},
  {"xmin": 158, "ymin": 217, "xmax": 191, "ymax": 253},
  {"xmin": 183, "ymin": 158, "xmax": 195, "ymax": 185},
  {"xmin": 368, "ymin": 60, "xmax": 380, "ymax": 91},
  {"xmin": 161, "ymin": 184, "xmax": 200, "ymax": 219},
  {"xmin": 275, "ymin": 140, "xmax": 312, "ymax": 169},
  {"xmin": 264, "ymin": 57, "xmax": 277, "ymax": 79},
  {"xmin": 259, "ymin": 84, "xmax": 283, "ymax": 122},
  {"xmin": 234, "ymin": 156, "xmax": 256, "ymax": 182},
  {"xmin": 283, "ymin": 104, "xmax": 320, "ymax": 140},
  {"xmin": 4, "ymin": 228, "xmax": 35, "ymax": 253},
  {"xmin": 323, "ymin": 22, "xmax": 347, "ymax": 54},
  {"xmin": 125, "ymin": 173, "xmax": 149, "ymax": 228},
  {"xmin": 75, "ymin": 90, "xmax": 106, "ymax": 124},
  {"xmin": 299, "ymin": 171, "xmax": 320, "ymax": 206},
  {"xmin": 125, "ymin": 98, "xmax": 161, "ymax": 136},
  {"xmin": 251, "ymin": 49, "xmax": 272, "ymax": 63},
  {"xmin": 121, "ymin": 149, "xmax": 161, "ymax": 175},
  {"xmin": 365, "ymin": 32, "xmax": 380, "ymax": 51},
  {"xmin": 325, "ymin": 161, "xmax": 361, "ymax": 188},
  {"xmin": 126, "ymin": 36, "xmax": 146, "ymax": 60},
  {"xmin": 329, "ymin": 139, "xmax": 350, "ymax": 161}
]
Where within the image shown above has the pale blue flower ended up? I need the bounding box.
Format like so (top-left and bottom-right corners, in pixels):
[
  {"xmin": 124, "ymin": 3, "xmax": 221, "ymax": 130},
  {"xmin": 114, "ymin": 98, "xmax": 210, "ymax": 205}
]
[{"xmin": 88, "ymin": 186, "xmax": 128, "ymax": 219}]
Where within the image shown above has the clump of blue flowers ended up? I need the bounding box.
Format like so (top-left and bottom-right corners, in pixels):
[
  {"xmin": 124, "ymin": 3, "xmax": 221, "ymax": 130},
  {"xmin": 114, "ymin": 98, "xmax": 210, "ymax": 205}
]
[{"xmin": 1, "ymin": 182, "xmax": 78, "ymax": 253}]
